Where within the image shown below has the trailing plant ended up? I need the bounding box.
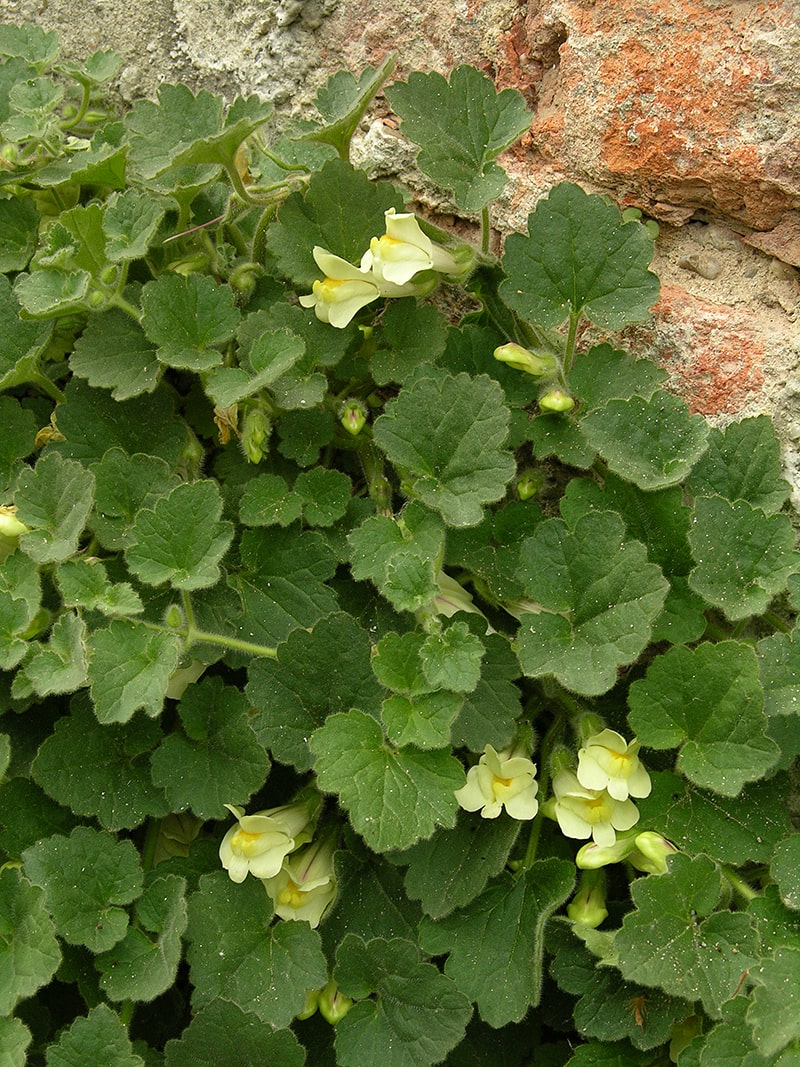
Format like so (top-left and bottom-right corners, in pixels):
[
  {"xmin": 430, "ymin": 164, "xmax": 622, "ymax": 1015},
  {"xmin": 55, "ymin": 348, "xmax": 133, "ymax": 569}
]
[{"xmin": 1, "ymin": 22, "xmax": 799, "ymax": 1067}]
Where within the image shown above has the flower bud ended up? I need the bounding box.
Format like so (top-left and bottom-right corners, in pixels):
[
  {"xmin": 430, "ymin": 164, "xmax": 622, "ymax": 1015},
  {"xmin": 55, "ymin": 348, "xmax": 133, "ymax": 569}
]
[
  {"xmin": 516, "ymin": 469, "xmax": 543, "ymax": 501},
  {"xmin": 494, "ymin": 343, "xmax": 558, "ymax": 377},
  {"xmin": 339, "ymin": 399, "xmax": 368, "ymax": 436},
  {"xmin": 575, "ymin": 833, "xmax": 637, "ymax": 869},
  {"xmin": 0, "ymin": 506, "xmax": 30, "ymax": 564},
  {"xmin": 318, "ymin": 979, "xmax": 353, "ymax": 1024},
  {"xmin": 538, "ymin": 389, "xmax": 575, "ymax": 413},
  {"xmin": 629, "ymin": 832, "xmax": 678, "ymax": 875},
  {"xmin": 297, "ymin": 988, "xmax": 320, "ymax": 1020},
  {"xmin": 241, "ymin": 409, "xmax": 271, "ymax": 464},
  {"xmin": 567, "ymin": 871, "xmax": 608, "ymax": 928}
]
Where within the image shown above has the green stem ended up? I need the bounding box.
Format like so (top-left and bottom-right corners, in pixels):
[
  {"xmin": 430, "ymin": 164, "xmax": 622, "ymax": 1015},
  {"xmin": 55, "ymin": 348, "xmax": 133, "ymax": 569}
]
[
  {"xmin": 27, "ymin": 370, "xmax": 66, "ymax": 404},
  {"xmin": 563, "ymin": 311, "xmax": 580, "ymax": 375},
  {"xmin": 118, "ymin": 1001, "xmax": 135, "ymax": 1028},
  {"xmin": 519, "ymin": 708, "xmax": 565, "ymax": 870},
  {"xmin": 141, "ymin": 817, "xmax": 162, "ymax": 873},
  {"xmin": 763, "ymin": 609, "xmax": 793, "ymax": 635},
  {"xmin": 722, "ymin": 866, "xmax": 759, "ymax": 904},
  {"xmin": 251, "ymin": 204, "xmax": 277, "ymax": 264},
  {"xmin": 480, "ymin": 205, "xmax": 491, "ymax": 255},
  {"xmin": 131, "ymin": 613, "xmax": 279, "ymax": 658},
  {"xmin": 108, "ymin": 292, "xmax": 143, "ymax": 322},
  {"xmin": 59, "ymin": 82, "xmax": 91, "ymax": 131}
]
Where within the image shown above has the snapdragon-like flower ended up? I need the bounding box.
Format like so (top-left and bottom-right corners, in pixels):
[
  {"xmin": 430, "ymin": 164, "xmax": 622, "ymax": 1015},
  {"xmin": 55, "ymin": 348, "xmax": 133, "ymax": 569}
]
[
  {"xmin": 552, "ymin": 770, "xmax": 640, "ymax": 847},
  {"xmin": 577, "ymin": 729, "xmax": 651, "ymax": 802},
  {"xmin": 299, "ymin": 247, "xmax": 381, "ymax": 328},
  {"xmin": 361, "ymin": 208, "xmax": 471, "ymax": 285},
  {"xmin": 219, "ymin": 799, "xmax": 317, "ymax": 883},
  {"xmin": 455, "ymin": 742, "xmax": 539, "ymax": 820},
  {"xmin": 299, "ymin": 245, "xmax": 438, "ymax": 328},
  {"xmin": 262, "ymin": 834, "xmax": 337, "ymax": 928}
]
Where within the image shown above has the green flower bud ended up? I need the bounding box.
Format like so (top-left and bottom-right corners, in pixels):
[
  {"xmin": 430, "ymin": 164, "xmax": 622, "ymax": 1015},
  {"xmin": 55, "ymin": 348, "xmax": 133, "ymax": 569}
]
[
  {"xmin": 567, "ymin": 870, "xmax": 608, "ymax": 928},
  {"xmin": 494, "ymin": 343, "xmax": 558, "ymax": 377},
  {"xmin": 88, "ymin": 290, "xmax": 106, "ymax": 308},
  {"xmin": 164, "ymin": 604, "xmax": 184, "ymax": 630},
  {"xmin": 339, "ymin": 399, "xmax": 368, "ymax": 436},
  {"xmin": 516, "ymin": 468, "xmax": 543, "ymax": 501},
  {"xmin": 297, "ymin": 988, "xmax": 320, "ymax": 1021},
  {"xmin": 241, "ymin": 409, "xmax": 271, "ymax": 464},
  {"xmin": 629, "ymin": 832, "xmax": 678, "ymax": 875},
  {"xmin": 538, "ymin": 389, "xmax": 575, "ymax": 413},
  {"xmin": 318, "ymin": 979, "xmax": 353, "ymax": 1024},
  {"xmin": 575, "ymin": 833, "xmax": 637, "ymax": 869},
  {"xmin": 100, "ymin": 265, "xmax": 117, "ymax": 286}
]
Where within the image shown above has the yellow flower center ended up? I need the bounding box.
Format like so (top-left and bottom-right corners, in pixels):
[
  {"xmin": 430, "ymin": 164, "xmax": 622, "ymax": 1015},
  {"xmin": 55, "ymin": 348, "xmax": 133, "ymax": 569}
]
[{"xmin": 278, "ymin": 880, "xmax": 306, "ymax": 909}]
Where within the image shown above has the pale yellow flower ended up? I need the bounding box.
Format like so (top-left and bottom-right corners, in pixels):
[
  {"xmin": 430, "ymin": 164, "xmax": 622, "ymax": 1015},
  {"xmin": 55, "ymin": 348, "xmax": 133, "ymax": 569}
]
[
  {"xmin": 219, "ymin": 799, "xmax": 317, "ymax": 883},
  {"xmin": 552, "ymin": 770, "xmax": 640, "ymax": 848},
  {"xmin": 455, "ymin": 742, "xmax": 539, "ymax": 820},
  {"xmin": 360, "ymin": 208, "xmax": 471, "ymax": 285},
  {"xmin": 262, "ymin": 834, "xmax": 337, "ymax": 928},
  {"xmin": 577, "ymin": 729, "xmax": 651, "ymax": 802}
]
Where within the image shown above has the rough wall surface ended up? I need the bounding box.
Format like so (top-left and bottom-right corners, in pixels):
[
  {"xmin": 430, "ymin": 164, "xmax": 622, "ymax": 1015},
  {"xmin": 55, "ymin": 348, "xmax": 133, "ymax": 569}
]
[{"xmin": 2, "ymin": 0, "xmax": 799, "ymax": 498}]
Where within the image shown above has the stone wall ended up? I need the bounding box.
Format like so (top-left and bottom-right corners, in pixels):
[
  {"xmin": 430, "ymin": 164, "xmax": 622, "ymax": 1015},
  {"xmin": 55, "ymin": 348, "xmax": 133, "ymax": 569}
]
[{"xmin": 2, "ymin": 0, "xmax": 799, "ymax": 497}]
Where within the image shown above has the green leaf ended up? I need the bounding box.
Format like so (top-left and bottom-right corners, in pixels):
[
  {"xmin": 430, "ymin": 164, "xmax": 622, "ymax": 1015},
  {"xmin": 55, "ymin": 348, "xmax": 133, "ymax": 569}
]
[
  {"xmin": 14, "ymin": 609, "xmax": 87, "ymax": 697},
  {"xmin": 204, "ymin": 327, "xmax": 305, "ymax": 407},
  {"xmin": 420, "ymin": 621, "xmax": 485, "ymax": 693},
  {"xmin": 141, "ymin": 273, "xmax": 240, "ymax": 371},
  {"xmin": 12, "ymin": 265, "xmax": 92, "ymax": 317},
  {"xmin": 398, "ymin": 807, "xmax": 522, "ymax": 919},
  {"xmin": 688, "ymin": 496, "xmax": 799, "ymax": 621},
  {"xmin": 230, "ymin": 525, "xmax": 338, "ymax": 647},
  {"xmin": 276, "ymin": 406, "xmax": 335, "ymax": 461},
  {"xmin": 102, "ymin": 188, "xmax": 167, "ymax": 262},
  {"xmin": 310, "ymin": 709, "xmax": 463, "ymax": 851},
  {"xmin": 34, "ymin": 122, "xmax": 128, "ymax": 190},
  {"xmin": 43, "ymin": 1004, "xmax": 144, "ymax": 1067},
  {"xmin": 0, "ymin": 275, "xmax": 54, "ymax": 391},
  {"xmin": 334, "ymin": 935, "xmax": 472, "ymax": 1067},
  {"xmin": 381, "ymin": 691, "xmax": 463, "ymax": 750},
  {"xmin": 747, "ymin": 947, "xmax": 800, "ymax": 1056},
  {"xmin": 14, "ymin": 452, "xmax": 95, "ymax": 564},
  {"xmin": 55, "ymin": 558, "xmax": 142, "ymax": 616},
  {"xmin": 0, "ymin": 196, "xmax": 39, "ymax": 271},
  {"xmin": 89, "ymin": 448, "xmax": 181, "ymax": 551},
  {"xmin": 0, "ymin": 396, "xmax": 36, "ymax": 493},
  {"xmin": 419, "ymin": 859, "xmax": 575, "ymax": 1026},
  {"xmin": 70, "ymin": 309, "xmax": 160, "ymax": 400},
  {"xmin": 560, "ymin": 472, "xmax": 704, "ymax": 644},
  {"xmin": 0, "ymin": 550, "xmax": 41, "ymax": 670},
  {"xmin": 293, "ymin": 467, "xmax": 352, "ymax": 527},
  {"xmin": 125, "ymin": 84, "xmax": 272, "ymax": 179},
  {"xmin": 348, "ymin": 502, "xmax": 445, "ymax": 613},
  {"xmin": 759, "ymin": 630, "xmax": 800, "ymax": 717},
  {"xmin": 164, "ymin": 1002, "xmax": 305, "ymax": 1067},
  {"xmin": 322, "ymin": 845, "xmax": 421, "ymax": 951},
  {"xmin": 514, "ymin": 511, "xmax": 668, "ymax": 696},
  {"xmin": 87, "ymin": 618, "xmax": 182, "ymax": 723},
  {"xmin": 0, "ymin": 24, "xmax": 59, "ymax": 66},
  {"xmin": 305, "ymin": 54, "xmax": 397, "ymax": 157},
  {"xmin": 452, "ymin": 631, "xmax": 525, "ymax": 751},
  {"xmin": 187, "ymin": 871, "xmax": 327, "ymax": 1027},
  {"xmin": 96, "ymin": 874, "xmax": 187, "ymax": 1003},
  {"xmin": 500, "ymin": 183, "xmax": 659, "ymax": 329},
  {"xmin": 125, "ymin": 480, "xmax": 233, "ymax": 590},
  {"xmin": 0, "ymin": 867, "xmax": 60, "ymax": 1015},
  {"xmin": 32, "ymin": 697, "xmax": 169, "ymax": 830},
  {"xmin": 685, "ymin": 415, "xmax": 791, "ymax": 514},
  {"xmin": 150, "ymin": 675, "xmax": 269, "ymax": 819},
  {"xmin": 247, "ymin": 612, "xmax": 384, "ymax": 771},
  {"xmin": 386, "ymin": 66, "xmax": 531, "ymax": 213},
  {"xmin": 771, "ymin": 835, "xmax": 800, "ymax": 911},
  {"xmin": 266, "ymin": 158, "xmax": 404, "ymax": 288},
  {"xmin": 373, "ymin": 371, "xmax": 515, "ymax": 527},
  {"xmin": 239, "ymin": 473, "xmax": 303, "ymax": 527},
  {"xmin": 0, "ymin": 778, "xmax": 76, "ymax": 860},
  {"xmin": 22, "ymin": 826, "xmax": 143, "ymax": 952},
  {"xmin": 628, "ymin": 641, "xmax": 778, "ymax": 795},
  {"xmin": 50, "ymin": 379, "xmax": 187, "ymax": 466},
  {"xmin": 0, "ymin": 1015, "xmax": 31, "ymax": 1067},
  {"xmin": 615, "ymin": 853, "xmax": 759, "ymax": 1018},
  {"xmin": 644, "ymin": 774, "xmax": 792, "ymax": 865},
  {"xmin": 372, "ymin": 299, "xmax": 449, "ymax": 386},
  {"xmin": 581, "ymin": 390, "xmax": 709, "ymax": 490}
]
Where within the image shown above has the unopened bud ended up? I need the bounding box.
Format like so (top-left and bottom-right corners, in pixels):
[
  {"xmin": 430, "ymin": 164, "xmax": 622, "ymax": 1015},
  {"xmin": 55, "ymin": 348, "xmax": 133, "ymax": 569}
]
[
  {"xmin": 241, "ymin": 409, "xmax": 271, "ymax": 464},
  {"xmin": 538, "ymin": 389, "xmax": 575, "ymax": 413},
  {"xmin": 630, "ymin": 832, "xmax": 678, "ymax": 875},
  {"xmin": 494, "ymin": 343, "xmax": 558, "ymax": 377},
  {"xmin": 297, "ymin": 988, "xmax": 320, "ymax": 1021},
  {"xmin": 516, "ymin": 468, "xmax": 543, "ymax": 501},
  {"xmin": 340, "ymin": 399, "xmax": 367, "ymax": 436},
  {"xmin": 576, "ymin": 834, "xmax": 636, "ymax": 870},
  {"xmin": 567, "ymin": 871, "xmax": 608, "ymax": 928},
  {"xmin": 318, "ymin": 979, "xmax": 353, "ymax": 1024}
]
